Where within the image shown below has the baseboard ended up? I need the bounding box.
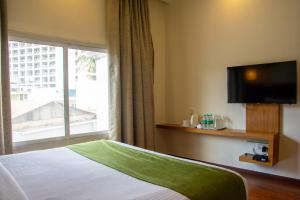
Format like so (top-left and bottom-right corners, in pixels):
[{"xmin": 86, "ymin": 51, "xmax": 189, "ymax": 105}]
[{"xmin": 170, "ymin": 154, "xmax": 300, "ymax": 185}]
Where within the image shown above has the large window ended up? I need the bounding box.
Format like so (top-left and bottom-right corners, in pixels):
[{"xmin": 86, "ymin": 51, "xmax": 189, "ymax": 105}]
[{"xmin": 9, "ymin": 40, "xmax": 108, "ymax": 143}]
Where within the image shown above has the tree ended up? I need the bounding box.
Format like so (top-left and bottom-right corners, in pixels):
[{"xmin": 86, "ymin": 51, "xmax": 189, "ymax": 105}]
[{"xmin": 75, "ymin": 52, "xmax": 97, "ymax": 74}]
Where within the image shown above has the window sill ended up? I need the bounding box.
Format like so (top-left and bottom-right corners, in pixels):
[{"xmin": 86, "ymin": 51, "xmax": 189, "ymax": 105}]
[{"xmin": 13, "ymin": 131, "xmax": 109, "ymax": 153}]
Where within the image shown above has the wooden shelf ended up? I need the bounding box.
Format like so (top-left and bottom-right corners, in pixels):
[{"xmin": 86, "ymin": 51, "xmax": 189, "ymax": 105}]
[
  {"xmin": 239, "ymin": 154, "xmax": 273, "ymax": 167},
  {"xmin": 156, "ymin": 124, "xmax": 276, "ymax": 140},
  {"xmin": 156, "ymin": 124, "xmax": 279, "ymax": 166}
]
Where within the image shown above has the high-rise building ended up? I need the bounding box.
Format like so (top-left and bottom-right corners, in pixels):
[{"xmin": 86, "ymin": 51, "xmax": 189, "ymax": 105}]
[{"xmin": 9, "ymin": 41, "xmax": 59, "ymax": 101}]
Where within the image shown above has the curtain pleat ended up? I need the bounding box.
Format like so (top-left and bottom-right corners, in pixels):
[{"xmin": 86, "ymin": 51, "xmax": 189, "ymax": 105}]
[
  {"xmin": 0, "ymin": 0, "xmax": 13, "ymax": 155},
  {"xmin": 107, "ymin": 0, "xmax": 155, "ymax": 149}
]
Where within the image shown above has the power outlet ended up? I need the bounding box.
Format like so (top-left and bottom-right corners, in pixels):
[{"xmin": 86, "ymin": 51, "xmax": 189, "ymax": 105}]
[
  {"xmin": 256, "ymin": 143, "xmax": 264, "ymax": 151},
  {"xmin": 252, "ymin": 142, "xmax": 269, "ymax": 156}
]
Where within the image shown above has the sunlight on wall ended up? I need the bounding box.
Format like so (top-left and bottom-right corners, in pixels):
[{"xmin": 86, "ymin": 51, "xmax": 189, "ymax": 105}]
[
  {"xmin": 220, "ymin": 0, "xmax": 251, "ymax": 16},
  {"xmin": 222, "ymin": 0, "xmax": 247, "ymax": 8}
]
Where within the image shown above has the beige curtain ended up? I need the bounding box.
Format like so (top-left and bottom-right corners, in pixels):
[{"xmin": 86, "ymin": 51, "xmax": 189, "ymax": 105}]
[
  {"xmin": 107, "ymin": 0, "xmax": 155, "ymax": 149},
  {"xmin": 0, "ymin": 0, "xmax": 13, "ymax": 155}
]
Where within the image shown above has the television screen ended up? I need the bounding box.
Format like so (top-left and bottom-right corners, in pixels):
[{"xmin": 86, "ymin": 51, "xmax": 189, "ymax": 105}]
[{"xmin": 227, "ymin": 61, "xmax": 297, "ymax": 104}]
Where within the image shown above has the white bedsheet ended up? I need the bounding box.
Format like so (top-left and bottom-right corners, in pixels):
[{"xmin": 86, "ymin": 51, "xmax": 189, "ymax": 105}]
[
  {"xmin": 0, "ymin": 141, "xmax": 247, "ymax": 200},
  {"xmin": 0, "ymin": 163, "xmax": 29, "ymax": 200}
]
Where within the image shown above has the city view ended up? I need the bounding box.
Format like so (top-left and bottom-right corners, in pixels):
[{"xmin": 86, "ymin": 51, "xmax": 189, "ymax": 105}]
[{"xmin": 9, "ymin": 41, "xmax": 109, "ymax": 142}]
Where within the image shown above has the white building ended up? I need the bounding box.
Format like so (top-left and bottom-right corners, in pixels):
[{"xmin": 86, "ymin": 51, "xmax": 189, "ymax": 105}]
[{"xmin": 9, "ymin": 41, "xmax": 62, "ymax": 101}]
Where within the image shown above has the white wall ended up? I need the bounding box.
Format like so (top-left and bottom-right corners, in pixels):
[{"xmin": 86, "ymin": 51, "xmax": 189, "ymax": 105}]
[{"xmin": 156, "ymin": 0, "xmax": 300, "ymax": 179}]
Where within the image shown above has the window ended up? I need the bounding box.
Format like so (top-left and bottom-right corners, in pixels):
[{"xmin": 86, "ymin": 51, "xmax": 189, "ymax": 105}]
[
  {"xmin": 68, "ymin": 49, "xmax": 108, "ymax": 135},
  {"xmin": 12, "ymin": 43, "xmax": 18, "ymax": 48},
  {"xmin": 49, "ymin": 69, "xmax": 55, "ymax": 75},
  {"xmin": 49, "ymin": 61, "xmax": 55, "ymax": 67},
  {"xmin": 34, "ymin": 48, "xmax": 40, "ymax": 54},
  {"xmin": 42, "ymin": 54, "xmax": 48, "ymax": 60},
  {"xmin": 34, "ymin": 70, "xmax": 40, "ymax": 76},
  {"xmin": 34, "ymin": 55, "xmax": 40, "ymax": 61},
  {"xmin": 49, "ymin": 54, "xmax": 55, "ymax": 59},
  {"xmin": 9, "ymin": 40, "xmax": 108, "ymax": 143},
  {"xmin": 42, "ymin": 47, "xmax": 48, "ymax": 53},
  {"xmin": 42, "ymin": 62, "xmax": 48, "ymax": 67},
  {"xmin": 27, "ymin": 63, "xmax": 33, "ymax": 69},
  {"xmin": 20, "ymin": 56, "xmax": 25, "ymax": 62},
  {"xmin": 50, "ymin": 76, "xmax": 55, "ymax": 82},
  {"xmin": 27, "ymin": 56, "xmax": 33, "ymax": 62}
]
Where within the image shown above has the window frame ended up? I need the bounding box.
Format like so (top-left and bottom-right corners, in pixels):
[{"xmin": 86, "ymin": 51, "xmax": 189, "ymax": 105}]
[{"xmin": 8, "ymin": 32, "xmax": 109, "ymax": 150}]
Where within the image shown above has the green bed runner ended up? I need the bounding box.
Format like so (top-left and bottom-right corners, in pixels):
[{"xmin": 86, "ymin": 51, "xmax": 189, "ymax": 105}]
[{"xmin": 68, "ymin": 140, "xmax": 246, "ymax": 200}]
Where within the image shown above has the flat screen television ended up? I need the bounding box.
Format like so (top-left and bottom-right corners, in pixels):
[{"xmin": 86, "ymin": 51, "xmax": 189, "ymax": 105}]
[{"xmin": 227, "ymin": 61, "xmax": 297, "ymax": 104}]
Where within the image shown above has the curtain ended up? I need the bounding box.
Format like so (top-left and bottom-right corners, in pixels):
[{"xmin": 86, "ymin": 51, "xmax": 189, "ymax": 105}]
[
  {"xmin": 107, "ymin": 0, "xmax": 155, "ymax": 149},
  {"xmin": 0, "ymin": 0, "xmax": 13, "ymax": 155}
]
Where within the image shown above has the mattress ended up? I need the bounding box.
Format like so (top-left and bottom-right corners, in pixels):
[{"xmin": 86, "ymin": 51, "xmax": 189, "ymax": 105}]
[{"xmin": 0, "ymin": 141, "xmax": 247, "ymax": 200}]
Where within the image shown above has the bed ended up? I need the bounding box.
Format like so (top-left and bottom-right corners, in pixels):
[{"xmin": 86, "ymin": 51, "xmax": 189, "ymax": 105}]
[{"xmin": 0, "ymin": 140, "xmax": 247, "ymax": 200}]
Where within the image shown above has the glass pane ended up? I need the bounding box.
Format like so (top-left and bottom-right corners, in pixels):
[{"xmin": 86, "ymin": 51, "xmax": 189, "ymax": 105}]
[
  {"xmin": 68, "ymin": 49, "xmax": 108, "ymax": 135},
  {"xmin": 9, "ymin": 41, "xmax": 64, "ymax": 142}
]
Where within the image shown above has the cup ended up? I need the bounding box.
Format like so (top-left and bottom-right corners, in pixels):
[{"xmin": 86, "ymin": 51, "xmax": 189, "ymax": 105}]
[{"xmin": 182, "ymin": 120, "xmax": 190, "ymax": 127}]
